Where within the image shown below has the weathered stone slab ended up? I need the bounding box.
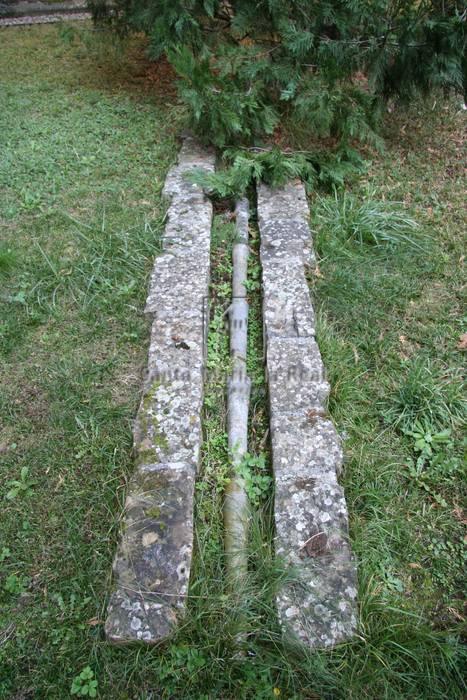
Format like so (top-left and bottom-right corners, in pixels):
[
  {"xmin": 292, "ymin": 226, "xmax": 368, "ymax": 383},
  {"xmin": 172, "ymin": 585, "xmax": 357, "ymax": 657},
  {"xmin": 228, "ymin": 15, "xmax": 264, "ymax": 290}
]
[
  {"xmin": 274, "ymin": 473, "xmax": 351, "ymax": 560},
  {"xmin": 259, "ymin": 219, "xmax": 315, "ymax": 266},
  {"xmin": 261, "ymin": 255, "xmax": 315, "ymax": 339},
  {"xmin": 270, "ymin": 412, "xmax": 343, "ymax": 480},
  {"xmin": 260, "ymin": 219, "xmax": 311, "ymax": 250},
  {"xmin": 145, "ymin": 251, "xmax": 210, "ymax": 314},
  {"xmin": 163, "ymin": 212, "xmax": 211, "ymax": 252},
  {"xmin": 106, "ymin": 137, "xmax": 215, "ymax": 644},
  {"xmin": 274, "ymin": 473, "xmax": 357, "ymax": 647},
  {"xmin": 257, "ymin": 180, "xmax": 310, "ymax": 228},
  {"xmin": 163, "ymin": 136, "xmax": 215, "ymax": 200},
  {"xmin": 105, "ymin": 462, "xmax": 195, "ymax": 644},
  {"xmin": 134, "ymin": 374, "xmax": 204, "ymax": 469},
  {"xmin": 148, "ymin": 309, "xmax": 207, "ymax": 353},
  {"xmin": 146, "ymin": 327, "xmax": 205, "ymax": 377},
  {"xmin": 258, "ymin": 180, "xmax": 358, "ymax": 647},
  {"xmin": 266, "ymin": 337, "xmax": 329, "ymax": 413}
]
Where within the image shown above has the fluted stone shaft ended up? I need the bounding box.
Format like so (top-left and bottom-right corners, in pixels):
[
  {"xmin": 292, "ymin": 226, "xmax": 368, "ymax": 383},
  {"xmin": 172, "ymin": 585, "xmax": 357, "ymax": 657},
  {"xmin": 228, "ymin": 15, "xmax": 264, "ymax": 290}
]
[{"xmin": 224, "ymin": 199, "xmax": 251, "ymax": 582}]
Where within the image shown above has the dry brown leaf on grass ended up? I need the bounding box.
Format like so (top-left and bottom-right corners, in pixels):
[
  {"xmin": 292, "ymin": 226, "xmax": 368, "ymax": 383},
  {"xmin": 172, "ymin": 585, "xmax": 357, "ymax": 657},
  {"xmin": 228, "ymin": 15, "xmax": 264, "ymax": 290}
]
[
  {"xmin": 312, "ymin": 264, "xmax": 323, "ymax": 278},
  {"xmin": 447, "ymin": 608, "xmax": 465, "ymax": 622},
  {"xmin": 54, "ymin": 474, "xmax": 65, "ymax": 492},
  {"xmin": 457, "ymin": 333, "xmax": 467, "ymax": 350},
  {"xmin": 452, "ymin": 506, "xmax": 467, "ymax": 525}
]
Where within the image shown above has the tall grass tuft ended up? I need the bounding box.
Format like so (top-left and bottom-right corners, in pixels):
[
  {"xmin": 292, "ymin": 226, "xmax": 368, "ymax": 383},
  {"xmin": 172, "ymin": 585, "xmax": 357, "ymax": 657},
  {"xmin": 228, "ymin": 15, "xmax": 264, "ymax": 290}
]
[
  {"xmin": 381, "ymin": 358, "xmax": 466, "ymax": 430},
  {"xmin": 0, "ymin": 244, "xmax": 18, "ymax": 274},
  {"xmin": 313, "ymin": 190, "xmax": 421, "ymax": 247}
]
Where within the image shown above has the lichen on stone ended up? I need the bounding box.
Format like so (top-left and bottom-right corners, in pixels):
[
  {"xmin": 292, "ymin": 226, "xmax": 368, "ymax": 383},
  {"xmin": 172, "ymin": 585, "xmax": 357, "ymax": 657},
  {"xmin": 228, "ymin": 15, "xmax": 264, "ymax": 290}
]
[
  {"xmin": 105, "ymin": 138, "xmax": 215, "ymax": 645},
  {"xmin": 258, "ymin": 181, "xmax": 358, "ymax": 648}
]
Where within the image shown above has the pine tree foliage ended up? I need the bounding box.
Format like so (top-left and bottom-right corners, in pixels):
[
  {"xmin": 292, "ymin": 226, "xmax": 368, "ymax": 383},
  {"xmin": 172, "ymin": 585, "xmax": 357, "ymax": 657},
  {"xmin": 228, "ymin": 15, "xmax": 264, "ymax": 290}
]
[{"xmin": 91, "ymin": 0, "xmax": 466, "ymax": 190}]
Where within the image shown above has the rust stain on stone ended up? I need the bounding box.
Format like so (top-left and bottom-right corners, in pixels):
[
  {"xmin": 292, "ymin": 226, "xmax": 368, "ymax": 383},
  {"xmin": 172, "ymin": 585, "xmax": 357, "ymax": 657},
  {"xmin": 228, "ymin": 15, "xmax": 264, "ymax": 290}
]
[
  {"xmin": 299, "ymin": 532, "xmax": 330, "ymax": 558},
  {"xmin": 294, "ymin": 476, "xmax": 317, "ymax": 490}
]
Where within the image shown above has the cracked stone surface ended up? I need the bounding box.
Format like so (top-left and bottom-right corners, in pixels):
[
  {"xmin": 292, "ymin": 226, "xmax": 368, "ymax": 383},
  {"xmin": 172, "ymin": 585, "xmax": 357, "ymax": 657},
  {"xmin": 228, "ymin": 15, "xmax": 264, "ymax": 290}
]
[
  {"xmin": 106, "ymin": 463, "xmax": 194, "ymax": 644},
  {"xmin": 258, "ymin": 181, "xmax": 358, "ymax": 648},
  {"xmin": 106, "ymin": 137, "xmax": 215, "ymax": 644}
]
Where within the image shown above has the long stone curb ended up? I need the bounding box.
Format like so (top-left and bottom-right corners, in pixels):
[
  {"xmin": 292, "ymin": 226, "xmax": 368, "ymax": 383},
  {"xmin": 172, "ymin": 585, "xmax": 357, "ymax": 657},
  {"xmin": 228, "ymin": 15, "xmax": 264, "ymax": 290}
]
[
  {"xmin": 105, "ymin": 137, "xmax": 215, "ymax": 644},
  {"xmin": 0, "ymin": 0, "xmax": 85, "ymax": 15},
  {"xmin": 0, "ymin": 11, "xmax": 90, "ymax": 24},
  {"xmin": 257, "ymin": 180, "xmax": 358, "ymax": 648}
]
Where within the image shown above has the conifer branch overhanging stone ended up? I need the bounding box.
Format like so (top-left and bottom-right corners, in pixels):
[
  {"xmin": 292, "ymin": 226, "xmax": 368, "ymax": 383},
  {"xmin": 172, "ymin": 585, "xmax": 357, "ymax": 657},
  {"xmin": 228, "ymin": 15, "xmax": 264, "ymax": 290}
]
[
  {"xmin": 90, "ymin": 0, "xmax": 466, "ymax": 180},
  {"xmin": 105, "ymin": 137, "xmax": 215, "ymax": 644}
]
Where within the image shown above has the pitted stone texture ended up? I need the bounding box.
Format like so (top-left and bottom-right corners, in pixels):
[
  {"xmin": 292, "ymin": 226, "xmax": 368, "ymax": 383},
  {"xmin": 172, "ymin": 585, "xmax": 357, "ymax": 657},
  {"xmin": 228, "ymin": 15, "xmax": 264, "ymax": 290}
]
[
  {"xmin": 261, "ymin": 255, "xmax": 315, "ymax": 339},
  {"xmin": 267, "ymin": 337, "xmax": 329, "ymax": 413},
  {"xmin": 145, "ymin": 251, "xmax": 210, "ymax": 314},
  {"xmin": 106, "ymin": 589, "xmax": 177, "ymax": 644},
  {"xmin": 260, "ymin": 220, "xmax": 316, "ymax": 267},
  {"xmin": 161, "ymin": 144, "xmax": 215, "ymax": 250},
  {"xmin": 134, "ymin": 375, "xmax": 204, "ymax": 469},
  {"xmin": 260, "ymin": 219, "xmax": 311, "ymax": 249},
  {"xmin": 274, "ymin": 475, "xmax": 357, "ymax": 647},
  {"xmin": 148, "ymin": 298, "xmax": 209, "ymax": 352},
  {"xmin": 163, "ymin": 137, "xmax": 215, "ymax": 201},
  {"xmin": 258, "ymin": 180, "xmax": 358, "ymax": 647},
  {"xmin": 270, "ymin": 413, "xmax": 343, "ymax": 480},
  {"xmin": 146, "ymin": 328, "xmax": 205, "ymax": 378},
  {"xmin": 277, "ymin": 560, "xmax": 358, "ymax": 648},
  {"xmin": 106, "ymin": 138, "xmax": 213, "ymax": 644},
  {"xmin": 148, "ymin": 312, "xmax": 208, "ymax": 366},
  {"xmin": 163, "ymin": 206, "xmax": 212, "ymax": 252},
  {"xmin": 257, "ymin": 181, "xmax": 310, "ymax": 228},
  {"xmin": 105, "ymin": 463, "xmax": 194, "ymax": 644},
  {"xmin": 275, "ymin": 474, "xmax": 351, "ymax": 560}
]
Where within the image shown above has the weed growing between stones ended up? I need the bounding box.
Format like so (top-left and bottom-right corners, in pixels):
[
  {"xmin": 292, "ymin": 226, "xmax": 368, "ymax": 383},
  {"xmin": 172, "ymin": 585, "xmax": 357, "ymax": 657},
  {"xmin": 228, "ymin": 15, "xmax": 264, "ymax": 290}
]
[{"xmin": 187, "ymin": 212, "xmax": 278, "ymax": 642}]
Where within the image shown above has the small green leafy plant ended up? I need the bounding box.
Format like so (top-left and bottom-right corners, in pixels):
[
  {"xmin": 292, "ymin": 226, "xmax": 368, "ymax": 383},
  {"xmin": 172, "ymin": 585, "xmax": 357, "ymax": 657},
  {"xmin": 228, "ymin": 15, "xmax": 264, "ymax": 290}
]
[
  {"xmin": 5, "ymin": 467, "xmax": 37, "ymax": 501},
  {"xmin": 235, "ymin": 452, "xmax": 271, "ymax": 506},
  {"xmin": 405, "ymin": 420, "xmax": 453, "ymax": 461},
  {"xmin": 4, "ymin": 573, "xmax": 29, "ymax": 595},
  {"xmin": 0, "ymin": 547, "xmax": 11, "ymax": 563},
  {"xmin": 243, "ymin": 262, "xmax": 261, "ymax": 293},
  {"xmin": 70, "ymin": 667, "xmax": 98, "ymax": 697},
  {"xmin": 154, "ymin": 645, "xmax": 208, "ymax": 697},
  {"xmin": 403, "ymin": 420, "xmax": 456, "ymax": 507}
]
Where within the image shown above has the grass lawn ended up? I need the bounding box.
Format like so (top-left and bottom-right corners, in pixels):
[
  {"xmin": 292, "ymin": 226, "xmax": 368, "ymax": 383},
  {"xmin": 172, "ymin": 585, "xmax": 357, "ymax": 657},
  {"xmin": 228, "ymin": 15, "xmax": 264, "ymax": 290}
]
[{"xmin": 0, "ymin": 22, "xmax": 466, "ymax": 700}]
